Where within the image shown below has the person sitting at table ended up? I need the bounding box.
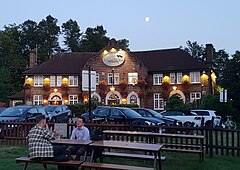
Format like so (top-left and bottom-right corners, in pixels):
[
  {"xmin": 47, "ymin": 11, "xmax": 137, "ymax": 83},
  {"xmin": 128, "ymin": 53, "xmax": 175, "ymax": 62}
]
[
  {"xmin": 27, "ymin": 114, "xmax": 69, "ymax": 162},
  {"xmin": 66, "ymin": 116, "xmax": 90, "ymax": 161}
]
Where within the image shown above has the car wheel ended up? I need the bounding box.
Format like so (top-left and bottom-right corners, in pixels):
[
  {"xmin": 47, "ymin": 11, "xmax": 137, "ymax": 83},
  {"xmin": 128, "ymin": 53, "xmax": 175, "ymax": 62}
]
[
  {"xmin": 184, "ymin": 122, "xmax": 192, "ymax": 127},
  {"xmin": 205, "ymin": 121, "xmax": 212, "ymax": 127},
  {"xmin": 51, "ymin": 117, "xmax": 57, "ymax": 123}
]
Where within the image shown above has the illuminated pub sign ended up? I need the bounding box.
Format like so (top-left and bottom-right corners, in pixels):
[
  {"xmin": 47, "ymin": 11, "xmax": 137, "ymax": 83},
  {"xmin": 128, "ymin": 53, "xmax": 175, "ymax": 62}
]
[{"xmin": 102, "ymin": 52, "xmax": 125, "ymax": 66}]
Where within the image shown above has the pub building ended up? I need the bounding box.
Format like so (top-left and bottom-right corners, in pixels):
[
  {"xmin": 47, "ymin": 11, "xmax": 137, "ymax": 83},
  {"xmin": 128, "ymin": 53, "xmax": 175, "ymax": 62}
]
[{"xmin": 16, "ymin": 39, "xmax": 216, "ymax": 110}]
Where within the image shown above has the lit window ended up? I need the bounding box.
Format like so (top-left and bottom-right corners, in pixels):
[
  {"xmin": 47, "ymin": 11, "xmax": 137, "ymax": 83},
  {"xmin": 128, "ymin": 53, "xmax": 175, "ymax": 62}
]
[
  {"xmin": 190, "ymin": 92, "xmax": 201, "ymax": 102},
  {"xmin": 69, "ymin": 95, "xmax": 78, "ymax": 105},
  {"xmin": 50, "ymin": 76, "xmax": 55, "ymax": 87},
  {"xmin": 154, "ymin": 93, "xmax": 164, "ymax": 110},
  {"xmin": 57, "ymin": 76, "xmax": 62, "ymax": 87},
  {"xmin": 170, "ymin": 73, "xmax": 175, "ymax": 84},
  {"xmin": 69, "ymin": 76, "xmax": 78, "ymax": 86},
  {"xmin": 34, "ymin": 76, "xmax": 43, "ymax": 87},
  {"xmin": 128, "ymin": 73, "xmax": 138, "ymax": 85},
  {"xmin": 177, "ymin": 73, "xmax": 182, "ymax": 84},
  {"xmin": 33, "ymin": 95, "xmax": 43, "ymax": 105},
  {"xmin": 153, "ymin": 74, "xmax": 163, "ymax": 85},
  {"xmin": 190, "ymin": 72, "xmax": 200, "ymax": 83}
]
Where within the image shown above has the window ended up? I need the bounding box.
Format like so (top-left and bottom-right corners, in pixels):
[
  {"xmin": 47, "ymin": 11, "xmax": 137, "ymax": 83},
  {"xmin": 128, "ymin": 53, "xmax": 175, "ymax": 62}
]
[
  {"xmin": 177, "ymin": 73, "xmax": 182, "ymax": 84},
  {"xmin": 57, "ymin": 76, "xmax": 62, "ymax": 86},
  {"xmin": 34, "ymin": 76, "xmax": 43, "ymax": 86},
  {"xmin": 114, "ymin": 73, "xmax": 119, "ymax": 85},
  {"xmin": 33, "ymin": 95, "xmax": 43, "ymax": 105},
  {"xmin": 190, "ymin": 92, "xmax": 201, "ymax": 102},
  {"xmin": 69, "ymin": 76, "xmax": 78, "ymax": 86},
  {"xmin": 108, "ymin": 73, "xmax": 113, "ymax": 85},
  {"xmin": 130, "ymin": 95, "xmax": 138, "ymax": 104},
  {"xmin": 153, "ymin": 74, "xmax": 163, "ymax": 85},
  {"xmin": 69, "ymin": 95, "xmax": 78, "ymax": 105},
  {"xmin": 128, "ymin": 73, "xmax": 138, "ymax": 85},
  {"xmin": 190, "ymin": 72, "xmax": 200, "ymax": 83},
  {"xmin": 96, "ymin": 73, "xmax": 99, "ymax": 85},
  {"xmin": 50, "ymin": 76, "xmax": 55, "ymax": 87},
  {"xmin": 154, "ymin": 93, "xmax": 164, "ymax": 110},
  {"xmin": 170, "ymin": 73, "xmax": 175, "ymax": 84}
]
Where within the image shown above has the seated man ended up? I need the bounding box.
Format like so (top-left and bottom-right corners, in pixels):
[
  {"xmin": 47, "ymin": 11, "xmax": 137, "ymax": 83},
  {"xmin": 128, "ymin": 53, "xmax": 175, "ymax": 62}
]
[
  {"xmin": 28, "ymin": 115, "xmax": 69, "ymax": 162},
  {"xmin": 66, "ymin": 116, "xmax": 90, "ymax": 161}
]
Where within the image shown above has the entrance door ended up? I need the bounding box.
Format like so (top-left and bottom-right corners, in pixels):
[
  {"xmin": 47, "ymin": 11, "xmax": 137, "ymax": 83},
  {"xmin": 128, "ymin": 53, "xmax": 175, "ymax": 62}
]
[{"xmin": 108, "ymin": 94, "xmax": 120, "ymax": 105}]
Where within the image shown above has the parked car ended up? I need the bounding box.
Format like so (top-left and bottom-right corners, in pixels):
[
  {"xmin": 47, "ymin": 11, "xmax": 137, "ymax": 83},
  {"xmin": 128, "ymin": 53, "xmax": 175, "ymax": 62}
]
[
  {"xmin": 159, "ymin": 110, "xmax": 203, "ymax": 127},
  {"xmin": 0, "ymin": 107, "xmax": 7, "ymax": 113},
  {"xmin": 191, "ymin": 110, "xmax": 222, "ymax": 127},
  {"xmin": 0, "ymin": 105, "xmax": 47, "ymax": 122},
  {"xmin": 82, "ymin": 106, "xmax": 165, "ymax": 126},
  {"xmin": 44, "ymin": 105, "xmax": 72, "ymax": 123},
  {"xmin": 0, "ymin": 105, "xmax": 48, "ymax": 133},
  {"xmin": 132, "ymin": 108, "xmax": 182, "ymax": 126}
]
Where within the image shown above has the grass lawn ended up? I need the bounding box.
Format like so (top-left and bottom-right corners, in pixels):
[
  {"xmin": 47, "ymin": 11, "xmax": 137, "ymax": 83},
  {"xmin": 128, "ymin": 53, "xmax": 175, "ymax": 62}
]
[{"xmin": 1, "ymin": 146, "xmax": 240, "ymax": 170}]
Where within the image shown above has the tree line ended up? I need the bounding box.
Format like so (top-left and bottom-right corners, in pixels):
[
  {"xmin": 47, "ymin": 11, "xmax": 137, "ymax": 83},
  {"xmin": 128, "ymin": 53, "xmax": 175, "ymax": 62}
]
[{"xmin": 0, "ymin": 15, "xmax": 239, "ymax": 116}]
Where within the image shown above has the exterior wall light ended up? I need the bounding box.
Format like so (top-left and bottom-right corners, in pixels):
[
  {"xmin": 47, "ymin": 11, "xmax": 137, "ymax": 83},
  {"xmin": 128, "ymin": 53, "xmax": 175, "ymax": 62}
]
[
  {"xmin": 54, "ymin": 88, "xmax": 58, "ymax": 92},
  {"xmin": 173, "ymin": 86, "xmax": 177, "ymax": 91}
]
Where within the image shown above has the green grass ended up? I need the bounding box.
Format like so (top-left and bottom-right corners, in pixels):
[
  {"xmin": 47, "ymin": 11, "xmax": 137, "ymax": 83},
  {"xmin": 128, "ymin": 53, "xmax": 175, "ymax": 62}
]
[{"xmin": 1, "ymin": 146, "xmax": 240, "ymax": 170}]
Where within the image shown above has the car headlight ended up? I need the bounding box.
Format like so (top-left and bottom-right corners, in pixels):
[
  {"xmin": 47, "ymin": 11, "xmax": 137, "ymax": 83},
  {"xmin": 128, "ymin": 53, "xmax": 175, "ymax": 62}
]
[{"xmin": 145, "ymin": 121, "xmax": 156, "ymax": 126}]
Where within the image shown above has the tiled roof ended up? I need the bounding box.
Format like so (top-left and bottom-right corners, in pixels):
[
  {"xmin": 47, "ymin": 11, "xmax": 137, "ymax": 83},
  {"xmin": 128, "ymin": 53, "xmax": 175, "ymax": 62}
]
[
  {"xmin": 7, "ymin": 90, "xmax": 24, "ymax": 99},
  {"xmin": 132, "ymin": 48, "xmax": 209, "ymax": 72},
  {"xmin": 23, "ymin": 52, "xmax": 97, "ymax": 75},
  {"xmin": 24, "ymin": 48, "xmax": 209, "ymax": 75}
]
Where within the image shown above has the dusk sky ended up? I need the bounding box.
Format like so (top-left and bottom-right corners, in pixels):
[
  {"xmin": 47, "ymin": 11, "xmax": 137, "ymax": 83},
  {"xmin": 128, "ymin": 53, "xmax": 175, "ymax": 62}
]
[{"xmin": 0, "ymin": 0, "xmax": 239, "ymax": 55}]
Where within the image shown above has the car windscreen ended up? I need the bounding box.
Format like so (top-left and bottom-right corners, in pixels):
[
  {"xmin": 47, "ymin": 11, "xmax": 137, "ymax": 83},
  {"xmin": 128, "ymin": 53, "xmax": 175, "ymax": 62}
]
[
  {"xmin": 148, "ymin": 109, "xmax": 163, "ymax": 118},
  {"xmin": 44, "ymin": 106, "xmax": 57, "ymax": 112},
  {"xmin": 0, "ymin": 107, "xmax": 29, "ymax": 117},
  {"xmin": 121, "ymin": 108, "xmax": 142, "ymax": 118}
]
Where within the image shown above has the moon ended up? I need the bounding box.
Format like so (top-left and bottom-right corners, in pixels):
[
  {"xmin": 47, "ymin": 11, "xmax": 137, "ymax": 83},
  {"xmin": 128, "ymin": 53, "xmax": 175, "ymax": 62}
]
[{"xmin": 145, "ymin": 17, "xmax": 150, "ymax": 22}]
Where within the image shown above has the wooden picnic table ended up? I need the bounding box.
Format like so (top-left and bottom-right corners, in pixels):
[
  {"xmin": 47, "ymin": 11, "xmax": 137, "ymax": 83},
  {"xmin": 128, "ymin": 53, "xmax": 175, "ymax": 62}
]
[
  {"xmin": 52, "ymin": 139, "xmax": 92, "ymax": 161},
  {"xmin": 89, "ymin": 140, "xmax": 163, "ymax": 170},
  {"xmin": 103, "ymin": 130, "xmax": 205, "ymax": 162}
]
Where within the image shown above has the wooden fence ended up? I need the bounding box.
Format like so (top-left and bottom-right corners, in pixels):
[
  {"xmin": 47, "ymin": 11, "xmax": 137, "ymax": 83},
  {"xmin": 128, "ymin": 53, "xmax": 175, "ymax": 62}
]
[{"xmin": 1, "ymin": 121, "xmax": 240, "ymax": 157}]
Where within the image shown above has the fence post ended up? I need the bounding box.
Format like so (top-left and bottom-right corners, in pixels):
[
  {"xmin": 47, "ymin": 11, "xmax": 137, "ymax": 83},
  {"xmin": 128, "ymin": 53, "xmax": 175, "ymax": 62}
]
[{"xmin": 209, "ymin": 116, "xmax": 214, "ymax": 157}]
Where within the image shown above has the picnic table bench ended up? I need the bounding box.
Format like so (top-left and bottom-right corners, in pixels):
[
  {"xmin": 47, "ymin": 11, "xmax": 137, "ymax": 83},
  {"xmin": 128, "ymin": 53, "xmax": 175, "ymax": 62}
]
[
  {"xmin": 16, "ymin": 156, "xmax": 82, "ymax": 170},
  {"xmin": 103, "ymin": 130, "xmax": 205, "ymax": 162}
]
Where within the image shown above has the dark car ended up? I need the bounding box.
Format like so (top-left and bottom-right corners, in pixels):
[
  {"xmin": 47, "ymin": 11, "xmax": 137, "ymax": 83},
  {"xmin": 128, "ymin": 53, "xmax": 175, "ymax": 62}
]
[
  {"xmin": 0, "ymin": 107, "xmax": 7, "ymax": 113},
  {"xmin": 132, "ymin": 108, "xmax": 182, "ymax": 126},
  {"xmin": 81, "ymin": 106, "xmax": 165, "ymax": 126},
  {"xmin": 0, "ymin": 105, "xmax": 47, "ymax": 122},
  {"xmin": 44, "ymin": 105, "xmax": 72, "ymax": 123}
]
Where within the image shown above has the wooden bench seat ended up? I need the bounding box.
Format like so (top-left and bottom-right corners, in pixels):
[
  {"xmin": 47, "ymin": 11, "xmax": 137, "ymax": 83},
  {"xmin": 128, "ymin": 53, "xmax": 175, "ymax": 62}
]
[
  {"xmin": 81, "ymin": 162, "xmax": 154, "ymax": 170},
  {"xmin": 161, "ymin": 147, "xmax": 203, "ymax": 162},
  {"xmin": 103, "ymin": 152, "xmax": 166, "ymax": 161},
  {"xmin": 16, "ymin": 156, "xmax": 82, "ymax": 170}
]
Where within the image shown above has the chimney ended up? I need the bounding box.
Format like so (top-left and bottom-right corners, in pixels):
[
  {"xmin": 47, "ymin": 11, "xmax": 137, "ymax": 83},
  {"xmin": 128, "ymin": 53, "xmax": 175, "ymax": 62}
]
[
  {"xmin": 206, "ymin": 44, "xmax": 214, "ymax": 64},
  {"xmin": 29, "ymin": 50, "xmax": 37, "ymax": 69}
]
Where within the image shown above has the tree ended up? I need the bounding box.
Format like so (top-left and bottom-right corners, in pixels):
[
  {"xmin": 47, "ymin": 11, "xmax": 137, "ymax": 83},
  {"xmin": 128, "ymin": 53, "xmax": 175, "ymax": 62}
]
[
  {"xmin": 181, "ymin": 40, "xmax": 205, "ymax": 62},
  {"xmin": 214, "ymin": 49, "xmax": 230, "ymax": 83},
  {"xmin": 37, "ymin": 15, "xmax": 61, "ymax": 63},
  {"xmin": 79, "ymin": 25, "xmax": 110, "ymax": 52},
  {"xmin": 62, "ymin": 19, "xmax": 81, "ymax": 52},
  {"xmin": 117, "ymin": 39, "xmax": 130, "ymax": 51},
  {"xmin": 19, "ymin": 20, "xmax": 39, "ymax": 55},
  {"xmin": 166, "ymin": 94, "xmax": 186, "ymax": 110},
  {"xmin": 220, "ymin": 51, "xmax": 240, "ymax": 114},
  {"xmin": 0, "ymin": 24, "xmax": 26, "ymax": 101}
]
